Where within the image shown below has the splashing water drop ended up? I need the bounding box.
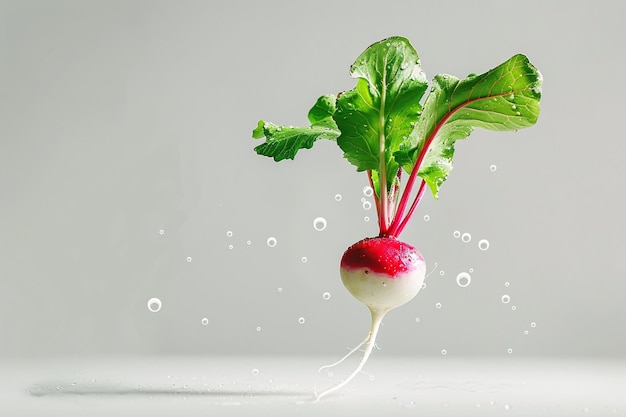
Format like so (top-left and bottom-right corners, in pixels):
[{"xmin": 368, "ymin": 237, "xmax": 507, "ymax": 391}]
[
  {"xmin": 362, "ymin": 201, "xmax": 372, "ymax": 210},
  {"xmin": 277, "ymin": 287, "xmax": 283, "ymax": 293},
  {"xmin": 186, "ymin": 257, "xmax": 192, "ymax": 262},
  {"xmin": 226, "ymin": 230, "xmax": 233, "ymax": 237},
  {"xmin": 301, "ymin": 256, "xmax": 308, "ymax": 263},
  {"xmin": 201, "ymin": 318, "xmax": 209, "ymax": 326},
  {"xmin": 507, "ymin": 348, "xmax": 513, "ymax": 354},
  {"xmin": 266, "ymin": 237, "xmax": 277, "ymax": 247},
  {"xmin": 490, "ymin": 164, "xmax": 497, "ymax": 172},
  {"xmin": 158, "ymin": 229, "xmax": 165, "ymax": 235},
  {"xmin": 423, "ymin": 214, "xmax": 430, "ymax": 221},
  {"xmin": 334, "ymin": 194, "xmax": 342, "ymax": 201},
  {"xmin": 298, "ymin": 317, "xmax": 306, "ymax": 324},
  {"xmin": 453, "ymin": 230, "xmax": 461, "ymax": 238},
  {"xmin": 441, "ymin": 349, "xmax": 447, "ymax": 356},
  {"xmin": 256, "ymin": 326, "xmax": 261, "ymax": 332},
  {"xmin": 531, "ymin": 322, "xmax": 537, "ymax": 328},
  {"xmin": 147, "ymin": 298, "xmax": 162, "ymax": 312},
  {"xmin": 363, "ymin": 186, "xmax": 373, "ymax": 197},
  {"xmin": 456, "ymin": 272, "xmax": 471, "ymax": 287},
  {"xmin": 478, "ymin": 239, "xmax": 490, "ymax": 250},
  {"xmin": 251, "ymin": 369, "xmax": 259, "ymax": 376},
  {"xmin": 322, "ymin": 292, "xmax": 331, "ymax": 300},
  {"xmin": 501, "ymin": 295, "xmax": 511, "ymax": 304},
  {"xmin": 313, "ymin": 217, "xmax": 327, "ymax": 231},
  {"xmin": 461, "ymin": 233, "xmax": 471, "ymax": 243},
  {"xmin": 435, "ymin": 302, "xmax": 442, "ymax": 309}
]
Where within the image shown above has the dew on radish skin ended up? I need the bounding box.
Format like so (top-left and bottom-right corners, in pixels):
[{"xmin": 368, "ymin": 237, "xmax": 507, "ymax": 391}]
[
  {"xmin": 313, "ymin": 217, "xmax": 327, "ymax": 231},
  {"xmin": 456, "ymin": 272, "xmax": 471, "ymax": 287},
  {"xmin": 266, "ymin": 237, "xmax": 277, "ymax": 247},
  {"xmin": 453, "ymin": 230, "xmax": 461, "ymax": 238},
  {"xmin": 501, "ymin": 295, "xmax": 511, "ymax": 304},
  {"xmin": 201, "ymin": 318, "xmax": 209, "ymax": 325},
  {"xmin": 322, "ymin": 292, "xmax": 331, "ymax": 300},
  {"xmin": 478, "ymin": 239, "xmax": 490, "ymax": 250},
  {"xmin": 461, "ymin": 233, "xmax": 471, "ymax": 242},
  {"xmin": 147, "ymin": 298, "xmax": 162, "ymax": 312}
]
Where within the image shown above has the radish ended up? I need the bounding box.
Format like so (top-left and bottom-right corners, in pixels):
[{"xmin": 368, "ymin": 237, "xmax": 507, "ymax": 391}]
[{"xmin": 252, "ymin": 36, "xmax": 542, "ymax": 399}]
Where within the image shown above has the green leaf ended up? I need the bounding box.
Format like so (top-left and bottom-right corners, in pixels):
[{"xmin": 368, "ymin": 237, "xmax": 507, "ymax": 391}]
[
  {"xmin": 397, "ymin": 54, "xmax": 542, "ymax": 198},
  {"xmin": 334, "ymin": 36, "xmax": 428, "ymax": 191},
  {"xmin": 252, "ymin": 95, "xmax": 340, "ymax": 161}
]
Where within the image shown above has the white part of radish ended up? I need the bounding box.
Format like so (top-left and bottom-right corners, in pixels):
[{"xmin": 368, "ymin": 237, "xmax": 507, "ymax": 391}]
[{"xmin": 315, "ymin": 264, "xmax": 426, "ymax": 400}]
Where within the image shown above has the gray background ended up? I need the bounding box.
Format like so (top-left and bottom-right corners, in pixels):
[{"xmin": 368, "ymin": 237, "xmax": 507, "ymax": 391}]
[{"xmin": 1, "ymin": 0, "xmax": 624, "ymax": 358}]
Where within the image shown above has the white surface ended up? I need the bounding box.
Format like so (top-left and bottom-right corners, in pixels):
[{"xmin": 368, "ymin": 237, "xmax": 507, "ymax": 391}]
[{"xmin": 2, "ymin": 355, "xmax": 624, "ymax": 416}]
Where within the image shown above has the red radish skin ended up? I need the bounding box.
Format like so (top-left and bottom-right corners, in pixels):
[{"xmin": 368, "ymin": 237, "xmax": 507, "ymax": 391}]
[{"xmin": 315, "ymin": 236, "xmax": 426, "ymax": 400}]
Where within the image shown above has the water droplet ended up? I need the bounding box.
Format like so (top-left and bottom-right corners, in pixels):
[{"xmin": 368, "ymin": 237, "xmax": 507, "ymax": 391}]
[
  {"xmin": 298, "ymin": 317, "xmax": 305, "ymax": 324},
  {"xmin": 364, "ymin": 216, "xmax": 370, "ymax": 222},
  {"xmin": 531, "ymin": 322, "xmax": 536, "ymax": 328},
  {"xmin": 490, "ymin": 164, "xmax": 497, "ymax": 171},
  {"xmin": 256, "ymin": 326, "xmax": 261, "ymax": 332},
  {"xmin": 441, "ymin": 349, "xmax": 447, "ymax": 355},
  {"xmin": 478, "ymin": 239, "xmax": 490, "ymax": 250},
  {"xmin": 423, "ymin": 214, "xmax": 430, "ymax": 221},
  {"xmin": 186, "ymin": 256, "xmax": 192, "ymax": 262},
  {"xmin": 456, "ymin": 272, "xmax": 471, "ymax": 287},
  {"xmin": 158, "ymin": 229, "xmax": 165, "ymax": 235},
  {"xmin": 524, "ymin": 330, "xmax": 529, "ymax": 335},
  {"xmin": 226, "ymin": 231, "xmax": 233, "ymax": 237},
  {"xmin": 334, "ymin": 194, "xmax": 342, "ymax": 201},
  {"xmin": 369, "ymin": 375, "xmax": 375, "ymax": 381},
  {"xmin": 435, "ymin": 302, "xmax": 442, "ymax": 309},
  {"xmin": 363, "ymin": 186, "xmax": 373, "ymax": 197},
  {"xmin": 511, "ymin": 104, "xmax": 517, "ymax": 110},
  {"xmin": 201, "ymin": 318, "xmax": 209, "ymax": 326},
  {"xmin": 147, "ymin": 298, "xmax": 162, "ymax": 312},
  {"xmin": 508, "ymin": 93, "xmax": 515, "ymax": 100},
  {"xmin": 362, "ymin": 201, "xmax": 372, "ymax": 210},
  {"xmin": 461, "ymin": 233, "xmax": 471, "ymax": 242},
  {"xmin": 301, "ymin": 256, "xmax": 308, "ymax": 263},
  {"xmin": 322, "ymin": 292, "xmax": 331, "ymax": 300},
  {"xmin": 439, "ymin": 270, "xmax": 445, "ymax": 276},
  {"xmin": 251, "ymin": 369, "xmax": 259, "ymax": 376},
  {"xmin": 453, "ymin": 230, "xmax": 461, "ymax": 238},
  {"xmin": 504, "ymin": 404, "xmax": 511, "ymax": 411},
  {"xmin": 328, "ymin": 371, "xmax": 334, "ymax": 377},
  {"xmin": 228, "ymin": 244, "xmax": 234, "ymax": 250},
  {"xmin": 246, "ymin": 240, "xmax": 252, "ymax": 245},
  {"xmin": 421, "ymin": 282, "xmax": 427, "ymax": 289},
  {"xmin": 511, "ymin": 306, "xmax": 516, "ymax": 310},
  {"xmin": 313, "ymin": 217, "xmax": 327, "ymax": 231},
  {"xmin": 415, "ymin": 317, "xmax": 420, "ymax": 323},
  {"xmin": 469, "ymin": 268, "xmax": 474, "ymax": 273},
  {"xmin": 266, "ymin": 237, "xmax": 277, "ymax": 247},
  {"xmin": 501, "ymin": 295, "xmax": 511, "ymax": 304},
  {"xmin": 505, "ymin": 281, "xmax": 510, "ymax": 287},
  {"xmin": 277, "ymin": 287, "xmax": 283, "ymax": 293},
  {"xmin": 507, "ymin": 348, "xmax": 513, "ymax": 354}
]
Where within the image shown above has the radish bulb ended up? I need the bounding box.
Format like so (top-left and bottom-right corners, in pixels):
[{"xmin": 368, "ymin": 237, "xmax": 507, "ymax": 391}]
[{"xmin": 315, "ymin": 237, "xmax": 426, "ymax": 400}]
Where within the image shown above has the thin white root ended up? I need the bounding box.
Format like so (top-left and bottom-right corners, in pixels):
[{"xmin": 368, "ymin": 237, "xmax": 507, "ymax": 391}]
[
  {"xmin": 315, "ymin": 309, "xmax": 385, "ymax": 401},
  {"xmin": 318, "ymin": 334, "xmax": 371, "ymax": 373}
]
